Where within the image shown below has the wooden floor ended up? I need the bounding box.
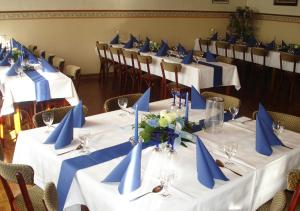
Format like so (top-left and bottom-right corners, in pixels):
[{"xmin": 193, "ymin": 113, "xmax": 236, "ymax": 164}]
[{"xmin": 0, "ymin": 71, "xmax": 300, "ymax": 210}]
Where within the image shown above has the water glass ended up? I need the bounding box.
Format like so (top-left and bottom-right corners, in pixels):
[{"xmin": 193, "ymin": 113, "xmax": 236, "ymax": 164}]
[
  {"xmin": 159, "ymin": 170, "xmax": 175, "ymax": 197},
  {"xmin": 42, "ymin": 111, "xmax": 54, "ymax": 132},
  {"xmin": 118, "ymin": 97, "xmax": 128, "ymax": 115},
  {"xmin": 229, "ymin": 107, "xmax": 239, "ymax": 120},
  {"xmin": 204, "ymin": 97, "xmax": 224, "ymax": 133},
  {"xmin": 15, "ymin": 67, "xmax": 22, "ymax": 77},
  {"xmin": 8, "ymin": 58, "xmax": 14, "ymax": 67},
  {"xmin": 79, "ymin": 129, "xmax": 91, "ymax": 153},
  {"xmin": 223, "ymin": 143, "xmax": 238, "ymax": 165},
  {"xmin": 272, "ymin": 121, "xmax": 284, "ymax": 135}
]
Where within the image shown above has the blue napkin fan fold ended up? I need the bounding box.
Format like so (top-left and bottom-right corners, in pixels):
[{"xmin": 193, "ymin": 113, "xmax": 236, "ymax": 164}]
[
  {"xmin": 133, "ymin": 88, "xmax": 150, "ymax": 112},
  {"xmin": 102, "ymin": 142, "xmax": 142, "ymax": 194},
  {"xmin": 245, "ymin": 36, "xmax": 257, "ymax": 47},
  {"xmin": 72, "ymin": 101, "xmax": 85, "ymax": 128},
  {"xmin": 196, "ymin": 137, "xmax": 228, "ymax": 189},
  {"xmin": 265, "ymin": 40, "xmax": 276, "ymax": 50},
  {"xmin": 182, "ymin": 51, "xmax": 193, "ymax": 64},
  {"xmin": 156, "ymin": 42, "xmax": 169, "ymax": 57},
  {"xmin": 206, "ymin": 50, "xmax": 216, "ymax": 62},
  {"xmin": 110, "ymin": 34, "xmax": 119, "ymax": 44},
  {"xmin": 256, "ymin": 103, "xmax": 283, "ymax": 156},
  {"xmin": 6, "ymin": 57, "xmax": 21, "ymax": 76},
  {"xmin": 44, "ymin": 110, "xmax": 74, "ymax": 149},
  {"xmin": 140, "ymin": 37, "xmax": 150, "ymax": 52},
  {"xmin": 191, "ymin": 86, "xmax": 206, "ymax": 109},
  {"xmin": 178, "ymin": 43, "xmax": 187, "ymax": 55},
  {"xmin": 0, "ymin": 50, "xmax": 12, "ymax": 66},
  {"xmin": 24, "ymin": 48, "xmax": 38, "ymax": 64}
]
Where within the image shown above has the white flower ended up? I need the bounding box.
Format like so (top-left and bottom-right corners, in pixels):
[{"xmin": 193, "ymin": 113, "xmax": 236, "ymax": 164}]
[
  {"xmin": 164, "ymin": 112, "xmax": 177, "ymax": 124},
  {"xmin": 160, "ymin": 110, "xmax": 168, "ymax": 118}
]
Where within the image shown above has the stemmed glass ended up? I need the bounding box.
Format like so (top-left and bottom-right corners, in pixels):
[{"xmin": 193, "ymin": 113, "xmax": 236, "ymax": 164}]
[
  {"xmin": 229, "ymin": 107, "xmax": 239, "ymax": 120},
  {"xmin": 8, "ymin": 58, "xmax": 14, "ymax": 67},
  {"xmin": 272, "ymin": 121, "xmax": 284, "ymax": 135},
  {"xmin": 15, "ymin": 67, "xmax": 23, "ymax": 77},
  {"xmin": 170, "ymin": 89, "xmax": 176, "ymax": 111},
  {"xmin": 223, "ymin": 143, "xmax": 238, "ymax": 165},
  {"xmin": 42, "ymin": 111, "xmax": 54, "ymax": 133},
  {"xmin": 159, "ymin": 170, "xmax": 175, "ymax": 197},
  {"xmin": 78, "ymin": 129, "xmax": 91, "ymax": 154},
  {"xmin": 118, "ymin": 97, "xmax": 128, "ymax": 116}
]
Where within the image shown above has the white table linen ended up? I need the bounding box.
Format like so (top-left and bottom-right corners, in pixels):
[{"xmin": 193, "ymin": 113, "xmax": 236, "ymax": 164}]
[
  {"xmin": 194, "ymin": 39, "xmax": 300, "ymax": 73},
  {"xmin": 100, "ymin": 44, "xmax": 241, "ymax": 91},
  {"xmin": 13, "ymin": 99, "xmax": 300, "ymax": 211},
  {"xmin": 0, "ymin": 65, "xmax": 79, "ymax": 115}
]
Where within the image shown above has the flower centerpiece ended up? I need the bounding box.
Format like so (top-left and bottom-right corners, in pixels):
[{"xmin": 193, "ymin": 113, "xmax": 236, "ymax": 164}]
[
  {"xmin": 149, "ymin": 41, "xmax": 160, "ymax": 52},
  {"xmin": 12, "ymin": 48, "xmax": 21, "ymax": 62},
  {"xmin": 139, "ymin": 110, "xmax": 195, "ymax": 148}
]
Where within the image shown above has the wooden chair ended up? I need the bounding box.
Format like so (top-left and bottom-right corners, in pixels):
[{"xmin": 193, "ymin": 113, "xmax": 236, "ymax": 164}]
[
  {"xmin": 63, "ymin": 65, "xmax": 81, "ymax": 91},
  {"xmin": 198, "ymin": 38, "xmax": 211, "ymax": 52},
  {"xmin": 33, "ymin": 49, "xmax": 45, "ymax": 59},
  {"xmin": 160, "ymin": 60, "xmax": 189, "ymax": 99},
  {"xmin": 0, "ymin": 149, "xmax": 58, "ymax": 211},
  {"xmin": 103, "ymin": 93, "xmax": 142, "ymax": 112},
  {"xmin": 52, "ymin": 56, "xmax": 65, "ymax": 72},
  {"xmin": 279, "ymin": 52, "xmax": 300, "ymax": 102},
  {"xmin": 215, "ymin": 41, "xmax": 230, "ymax": 57},
  {"xmin": 27, "ymin": 45, "xmax": 37, "ymax": 53},
  {"xmin": 202, "ymin": 91, "xmax": 241, "ymax": 111},
  {"xmin": 109, "ymin": 47, "xmax": 125, "ymax": 83},
  {"xmin": 193, "ymin": 50, "xmax": 204, "ymax": 57},
  {"xmin": 96, "ymin": 41, "xmax": 111, "ymax": 81},
  {"xmin": 137, "ymin": 55, "xmax": 160, "ymax": 92},
  {"xmin": 43, "ymin": 183, "xmax": 58, "ymax": 211},
  {"xmin": 32, "ymin": 105, "xmax": 88, "ymax": 128},
  {"xmin": 252, "ymin": 110, "xmax": 300, "ymax": 133},
  {"xmin": 122, "ymin": 49, "xmax": 139, "ymax": 92},
  {"xmin": 233, "ymin": 44, "xmax": 248, "ymax": 61},
  {"xmin": 216, "ymin": 56, "xmax": 234, "ymax": 65},
  {"xmin": 45, "ymin": 52, "xmax": 55, "ymax": 65}
]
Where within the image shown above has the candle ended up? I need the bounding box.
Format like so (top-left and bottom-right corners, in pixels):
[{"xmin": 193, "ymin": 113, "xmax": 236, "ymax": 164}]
[
  {"xmin": 134, "ymin": 104, "xmax": 139, "ymax": 144},
  {"xmin": 185, "ymin": 92, "xmax": 189, "ymax": 123}
]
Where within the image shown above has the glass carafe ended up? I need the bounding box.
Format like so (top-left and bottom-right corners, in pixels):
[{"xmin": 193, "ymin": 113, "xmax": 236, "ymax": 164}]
[{"xmin": 204, "ymin": 97, "xmax": 224, "ymax": 133}]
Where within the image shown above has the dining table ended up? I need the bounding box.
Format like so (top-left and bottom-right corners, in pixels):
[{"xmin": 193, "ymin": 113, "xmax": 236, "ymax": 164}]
[
  {"xmin": 12, "ymin": 98, "xmax": 300, "ymax": 211},
  {"xmin": 99, "ymin": 43, "xmax": 241, "ymax": 92}
]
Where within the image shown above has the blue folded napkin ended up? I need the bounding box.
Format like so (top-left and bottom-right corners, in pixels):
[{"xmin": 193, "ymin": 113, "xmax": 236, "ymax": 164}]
[
  {"xmin": 72, "ymin": 101, "xmax": 85, "ymax": 128},
  {"xmin": 0, "ymin": 47, "xmax": 6, "ymax": 59},
  {"xmin": 258, "ymin": 103, "xmax": 273, "ymax": 128},
  {"xmin": 228, "ymin": 36, "xmax": 236, "ymax": 44},
  {"xmin": 133, "ymin": 88, "xmax": 150, "ymax": 112},
  {"xmin": 256, "ymin": 113, "xmax": 283, "ymax": 156},
  {"xmin": 281, "ymin": 40, "xmax": 288, "ymax": 49},
  {"xmin": 210, "ymin": 32, "xmax": 218, "ymax": 41},
  {"xmin": 196, "ymin": 136, "xmax": 228, "ymax": 188},
  {"xmin": 12, "ymin": 38, "xmax": 22, "ymax": 50},
  {"xmin": 265, "ymin": 40, "xmax": 276, "ymax": 50},
  {"xmin": 24, "ymin": 48, "xmax": 38, "ymax": 64},
  {"xmin": 0, "ymin": 51, "xmax": 12, "ymax": 66},
  {"xmin": 156, "ymin": 43, "xmax": 169, "ymax": 57},
  {"xmin": 245, "ymin": 36, "xmax": 257, "ymax": 47},
  {"xmin": 206, "ymin": 50, "xmax": 216, "ymax": 62},
  {"xmin": 294, "ymin": 48, "xmax": 300, "ymax": 56},
  {"xmin": 130, "ymin": 34, "xmax": 139, "ymax": 43},
  {"xmin": 181, "ymin": 51, "xmax": 193, "ymax": 64},
  {"xmin": 44, "ymin": 110, "xmax": 74, "ymax": 149},
  {"xmin": 191, "ymin": 86, "xmax": 206, "ymax": 109},
  {"xmin": 41, "ymin": 58, "xmax": 57, "ymax": 72},
  {"xmin": 140, "ymin": 37, "xmax": 150, "ymax": 52},
  {"xmin": 124, "ymin": 39, "xmax": 134, "ymax": 49},
  {"xmin": 110, "ymin": 34, "xmax": 119, "ymax": 44},
  {"xmin": 102, "ymin": 142, "xmax": 142, "ymax": 194},
  {"xmin": 178, "ymin": 43, "xmax": 187, "ymax": 55},
  {"xmin": 6, "ymin": 57, "xmax": 21, "ymax": 76}
]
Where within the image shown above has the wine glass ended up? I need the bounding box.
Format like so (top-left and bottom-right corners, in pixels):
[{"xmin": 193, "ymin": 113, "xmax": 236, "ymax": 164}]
[
  {"xmin": 159, "ymin": 170, "xmax": 175, "ymax": 197},
  {"xmin": 272, "ymin": 121, "xmax": 284, "ymax": 135},
  {"xmin": 229, "ymin": 107, "xmax": 239, "ymax": 120},
  {"xmin": 223, "ymin": 143, "xmax": 238, "ymax": 165},
  {"xmin": 118, "ymin": 97, "xmax": 128, "ymax": 116},
  {"xmin": 42, "ymin": 111, "xmax": 54, "ymax": 133},
  {"xmin": 15, "ymin": 67, "xmax": 22, "ymax": 77},
  {"xmin": 8, "ymin": 58, "xmax": 14, "ymax": 67},
  {"xmin": 170, "ymin": 89, "xmax": 176, "ymax": 111},
  {"xmin": 78, "ymin": 129, "xmax": 91, "ymax": 154}
]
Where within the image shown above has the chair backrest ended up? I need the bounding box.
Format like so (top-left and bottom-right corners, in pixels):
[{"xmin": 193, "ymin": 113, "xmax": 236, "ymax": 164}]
[
  {"xmin": 287, "ymin": 169, "xmax": 300, "ymax": 211},
  {"xmin": 161, "ymin": 60, "xmax": 182, "ymax": 73},
  {"xmin": 252, "ymin": 111, "xmax": 300, "ymax": 133},
  {"xmin": 43, "ymin": 182, "xmax": 58, "ymax": 211},
  {"xmin": 32, "ymin": 105, "xmax": 88, "ymax": 128},
  {"xmin": 193, "ymin": 50, "xmax": 204, "ymax": 57},
  {"xmin": 109, "ymin": 47, "xmax": 123, "ymax": 63},
  {"xmin": 122, "ymin": 49, "xmax": 138, "ymax": 67},
  {"xmin": 52, "ymin": 56, "xmax": 65, "ymax": 71},
  {"xmin": 96, "ymin": 41, "xmax": 109, "ymax": 62},
  {"xmin": 45, "ymin": 52, "xmax": 56, "ymax": 65},
  {"xmin": 64, "ymin": 65, "xmax": 81, "ymax": 78},
  {"xmin": 202, "ymin": 91, "xmax": 241, "ymax": 111},
  {"xmin": 233, "ymin": 44, "xmax": 248, "ymax": 60},
  {"xmin": 199, "ymin": 38, "xmax": 211, "ymax": 51},
  {"xmin": 0, "ymin": 145, "xmax": 3, "ymax": 161},
  {"xmin": 28, "ymin": 44, "xmax": 37, "ymax": 53},
  {"xmin": 251, "ymin": 47, "xmax": 269, "ymax": 66},
  {"xmin": 137, "ymin": 55, "xmax": 152, "ymax": 76},
  {"xmin": 215, "ymin": 41, "xmax": 230, "ymax": 57},
  {"xmin": 104, "ymin": 93, "xmax": 142, "ymax": 112},
  {"xmin": 280, "ymin": 52, "xmax": 300, "ymax": 73},
  {"xmin": 34, "ymin": 49, "xmax": 46, "ymax": 59},
  {"xmin": 216, "ymin": 56, "xmax": 234, "ymax": 65}
]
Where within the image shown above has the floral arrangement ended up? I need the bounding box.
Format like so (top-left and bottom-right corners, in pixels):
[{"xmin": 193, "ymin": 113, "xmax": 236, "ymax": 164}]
[
  {"xmin": 139, "ymin": 110, "xmax": 194, "ymax": 147},
  {"xmin": 149, "ymin": 41, "xmax": 160, "ymax": 52},
  {"xmin": 12, "ymin": 48, "xmax": 22, "ymax": 62}
]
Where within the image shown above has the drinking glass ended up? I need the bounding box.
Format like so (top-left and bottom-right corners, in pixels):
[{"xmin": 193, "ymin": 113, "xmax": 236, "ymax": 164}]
[
  {"xmin": 15, "ymin": 67, "xmax": 22, "ymax": 77},
  {"xmin": 229, "ymin": 106, "xmax": 239, "ymax": 120},
  {"xmin": 42, "ymin": 111, "xmax": 54, "ymax": 132},
  {"xmin": 272, "ymin": 121, "xmax": 284, "ymax": 135},
  {"xmin": 79, "ymin": 129, "xmax": 91, "ymax": 154},
  {"xmin": 118, "ymin": 97, "xmax": 128, "ymax": 116},
  {"xmin": 223, "ymin": 143, "xmax": 238, "ymax": 165},
  {"xmin": 8, "ymin": 58, "xmax": 14, "ymax": 67},
  {"xmin": 170, "ymin": 89, "xmax": 176, "ymax": 111},
  {"xmin": 159, "ymin": 170, "xmax": 175, "ymax": 197}
]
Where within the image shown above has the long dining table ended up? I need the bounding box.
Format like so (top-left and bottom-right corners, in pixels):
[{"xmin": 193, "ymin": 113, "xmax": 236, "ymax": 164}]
[
  {"xmin": 99, "ymin": 44, "xmax": 241, "ymax": 92},
  {"xmin": 13, "ymin": 99, "xmax": 300, "ymax": 211}
]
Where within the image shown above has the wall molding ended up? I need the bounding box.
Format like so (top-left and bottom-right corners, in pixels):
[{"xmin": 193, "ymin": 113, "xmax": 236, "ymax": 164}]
[{"xmin": 0, "ymin": 10, "xmax": 299, "ymax": 23}]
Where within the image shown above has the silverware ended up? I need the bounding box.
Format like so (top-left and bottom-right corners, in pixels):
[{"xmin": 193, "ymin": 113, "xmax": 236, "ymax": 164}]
[
  {"xmin": 57, "ymin": 144, "xmax": 83, "ymax": 156},
  {"xmin": 121, "ymin": 108, "xmax": 134, "ymax": 114},
  {"xmin": 216, "ymin": 159, "xmax": 242, "ymax": 177},
  {"xmin": 282, "ymin": 145, "xmax": 293, "ymax": 150},
  {"xmin": 130, "ymin": 185, "xmax": 163, "ymax": 201},
  {"xmin": 241, "ymin": 119, "xmax": 253, "ymax": 124}
]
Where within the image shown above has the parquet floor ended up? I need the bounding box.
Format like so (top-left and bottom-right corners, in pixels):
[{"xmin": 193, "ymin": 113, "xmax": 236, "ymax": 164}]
[{"xmin": 0, "ymin": 71, "xmax": 299, "ymax": 210}]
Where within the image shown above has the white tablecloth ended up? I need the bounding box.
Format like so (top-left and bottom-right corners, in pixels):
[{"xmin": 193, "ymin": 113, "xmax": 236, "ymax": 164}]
[
  {"xmin": 0, "ymin": 65, "xmax": 79, "ymax": 115},
  {"xmin": 100, "ymin": 44, "xmax": 241, "ymax": 91},
  {"xmin": 13, "ymin": 99, "xmax": 300, "ymax": 211},
  {"xmin": 194, "ymin": 39, "xmax": 300, "ymax": 73}
]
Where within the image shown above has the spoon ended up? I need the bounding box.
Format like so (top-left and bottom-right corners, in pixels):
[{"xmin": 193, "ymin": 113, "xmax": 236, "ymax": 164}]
[
  {"xmin": 57, "ymin": 144, "xmax": 83, "ymax": 156},
  {"xmin": 130, "ymin": 185, "xmax": 163, "ymax": 201},
  {"xmin": 216, "ymin": 159, "xmax": 242, "ymax": 177}
]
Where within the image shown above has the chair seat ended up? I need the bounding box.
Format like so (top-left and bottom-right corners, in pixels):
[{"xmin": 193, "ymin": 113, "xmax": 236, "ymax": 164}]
[{"xmin": 14, "ymin": 185, "xmax": 46, "ymax": 211}]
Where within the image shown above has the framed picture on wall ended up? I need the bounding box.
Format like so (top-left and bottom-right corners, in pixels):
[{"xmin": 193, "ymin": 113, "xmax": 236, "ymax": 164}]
[
  {"xmin": 212, "ymin": 0, "xmax": 229, "ymax": 4},
  {"xmin": 274, "ymin": 0, "xmax": 298, "ymax": 6}
]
